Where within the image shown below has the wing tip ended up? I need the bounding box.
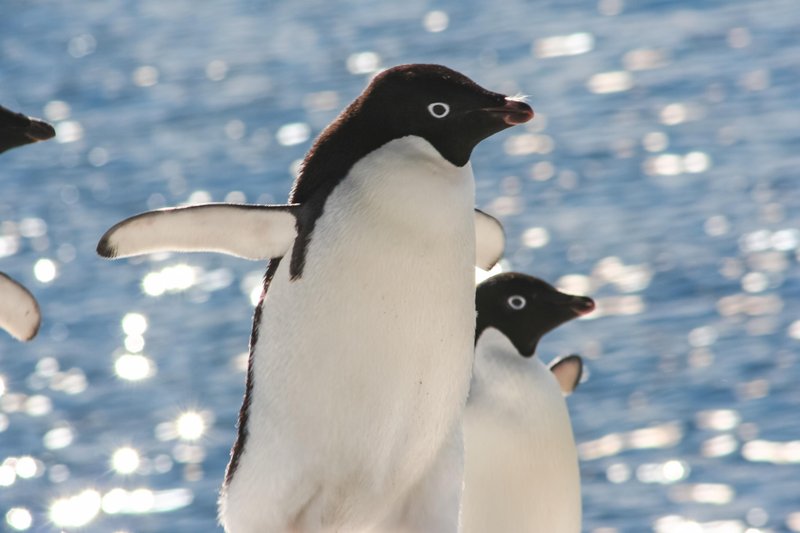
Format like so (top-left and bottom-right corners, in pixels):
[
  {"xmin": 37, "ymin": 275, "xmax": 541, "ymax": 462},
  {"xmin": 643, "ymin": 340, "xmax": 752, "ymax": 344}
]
[
  {"xmin": 96, "ymin": 232, "xmax": 119, "ymax": 258},
  {"xmin": 18, "ymin": 309, "xmax": 42, "ymax": 342},
  {"xmin": 474, "ymin": 208, "xmax": 506, "ymax": 270},
  {"xmin": 481, "ymin": 249, "xmax": 503, "ymax": 271},
  {"xmin": 0, "ymin": 274, "xmax": 42, "ymax": 341},
  {"xmin": 550, "ymin": 354, "xmax": 584, "ymax": 395}
]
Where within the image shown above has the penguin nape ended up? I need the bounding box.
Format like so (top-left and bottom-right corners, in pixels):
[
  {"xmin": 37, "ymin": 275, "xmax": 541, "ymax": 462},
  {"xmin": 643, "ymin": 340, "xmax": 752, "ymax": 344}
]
[
  {"xmin": 0, "ymin": 105, "xmax": 54, "ymax": 341},
  {"xmin": 463, "ymin": 272, "xmax": 594, "ymax": 533},
  {"xmin": 97, "ymin": 64, "xmax": 533, "ymax": 532}
]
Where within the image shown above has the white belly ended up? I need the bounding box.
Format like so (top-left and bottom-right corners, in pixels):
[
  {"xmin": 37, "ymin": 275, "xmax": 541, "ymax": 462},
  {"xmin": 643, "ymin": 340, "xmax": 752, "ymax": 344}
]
[
  {"xmin": 221, "ymin": 137, "xmax": 476, "ymax": 532},
  {"xmin": 462, "ymin": 329, "xmax": 582, "ymax": 533}
]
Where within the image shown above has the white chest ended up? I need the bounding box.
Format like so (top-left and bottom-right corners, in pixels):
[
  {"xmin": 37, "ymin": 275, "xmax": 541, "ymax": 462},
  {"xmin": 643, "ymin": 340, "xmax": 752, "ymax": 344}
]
[
  {"xmin": 462, "ymin": 329, "xmax": 582, "ymax": 533},
  {"xmin": 222, "ymin": 137, "xmax": 477, "ymax": 531}
]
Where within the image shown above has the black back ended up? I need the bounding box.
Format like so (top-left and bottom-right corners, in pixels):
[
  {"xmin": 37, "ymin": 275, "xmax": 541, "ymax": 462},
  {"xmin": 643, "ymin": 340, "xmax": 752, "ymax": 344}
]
[
  {"xmin": 0, "ymin": 105, "xmax": 55, "ymax": 154},
  {"xmin": 475, "ymin": 272, "xmax": 594, "ymax": 357}
]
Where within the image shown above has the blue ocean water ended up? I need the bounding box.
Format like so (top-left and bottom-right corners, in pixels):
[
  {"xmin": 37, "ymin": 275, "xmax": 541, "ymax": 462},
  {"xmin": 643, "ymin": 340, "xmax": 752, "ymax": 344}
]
[{"xmin": 1, "ymin": 0, "xmax": 799, "ymax": 531}]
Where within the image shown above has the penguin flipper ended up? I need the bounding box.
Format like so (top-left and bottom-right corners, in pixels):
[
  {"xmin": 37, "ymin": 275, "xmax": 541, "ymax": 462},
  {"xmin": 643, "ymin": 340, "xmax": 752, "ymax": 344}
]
[
  {"xmin": 474, "ymin": 209, "xmax": 505, "ymax": 270},
  {"xmin": 97, "ymin": 203, "xmax": 300, "ymax": 260},
  {"xmin": 549, "ymin": 354, "xmax": 583, "ymax": 396},
  {"xmin": 0, "ymin": 272, "xmax": 41, "ymax": 341},
  {"xmin": 0, "ymin": 104, "xmax": 56, "ymax": 154}
]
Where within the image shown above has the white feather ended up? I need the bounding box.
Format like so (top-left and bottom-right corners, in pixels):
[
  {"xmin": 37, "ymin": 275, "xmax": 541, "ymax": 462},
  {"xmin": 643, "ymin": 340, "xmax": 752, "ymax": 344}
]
[{"xmin": 506, "ymin": 93, "xmax": 531, "ymax": 103}]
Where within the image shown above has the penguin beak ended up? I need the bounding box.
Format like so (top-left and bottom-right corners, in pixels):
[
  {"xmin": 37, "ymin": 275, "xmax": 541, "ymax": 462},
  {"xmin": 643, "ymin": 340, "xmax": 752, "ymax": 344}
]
[
  {"xmin": 24, "ymin": 118, "xmax": 56, "ymax": 142},
  {"xmin": 569, "ymin": 296, "xmax": 595, "ymax": 316},
  {"xmin": 483, "ymin": 98, "xmax": 534, "ymax": 126}
]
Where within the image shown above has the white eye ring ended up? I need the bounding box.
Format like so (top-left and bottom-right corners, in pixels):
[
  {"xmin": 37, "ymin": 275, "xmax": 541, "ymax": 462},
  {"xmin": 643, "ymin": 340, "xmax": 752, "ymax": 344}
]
[
  {"xmin": 428, "ymin": 102, "xmax": 450, "ymax": 118},
  {"xmin": 507, "ymin": 295, "xmax": 526, "ymax": 310}
]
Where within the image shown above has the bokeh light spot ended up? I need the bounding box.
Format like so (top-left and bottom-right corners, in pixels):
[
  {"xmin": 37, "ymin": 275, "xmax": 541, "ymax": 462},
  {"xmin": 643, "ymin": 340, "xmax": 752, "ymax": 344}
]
[
  {"xmin": 5, "ymin": 508, "xmax": 32, "ymax": 531},
  {"xmin": 34, "ymin": 258, "xmax": 57, "ymax": 283},
  {"xmin": 112, "ymin": 447, "xmax": 141, "ymax": 475},
  {"xmin": 176, "ymin": 411, "xmax": 206, "ymax": 441},
  {"xmin": 115, "ymin": 354, "xmax": 155, "ymax": 381}
]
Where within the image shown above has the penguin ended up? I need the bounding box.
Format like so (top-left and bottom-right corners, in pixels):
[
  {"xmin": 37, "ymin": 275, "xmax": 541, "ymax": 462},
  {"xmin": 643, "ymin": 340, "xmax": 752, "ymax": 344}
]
[
  {"xmin": 0, "ymin": 104, "xmax": 54, "ymax": 341},
  {"xmin": 462, "ymin": 272, "xmax": 594, "ymax": 533},
  {"xmin": 98, "ymin": 64, "xmax": 533, "ymax": 532},
  {"xmin": 0, "ymin": 104, "xmax": 55, "ymax": 154}
]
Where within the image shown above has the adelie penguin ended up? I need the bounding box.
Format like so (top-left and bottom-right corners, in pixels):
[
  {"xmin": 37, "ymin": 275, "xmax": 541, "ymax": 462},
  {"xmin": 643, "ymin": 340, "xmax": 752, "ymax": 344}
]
[
  {"xmin": 462, "ymin": 272, "xmax": 594, "ymax": 533},
  {"xmin": 98, "ymin": 64, "xmax": 533, "ymax": 532},
  {"xmin": 0, "ymin": 105, "xmax": 54, "ymax": 341}
]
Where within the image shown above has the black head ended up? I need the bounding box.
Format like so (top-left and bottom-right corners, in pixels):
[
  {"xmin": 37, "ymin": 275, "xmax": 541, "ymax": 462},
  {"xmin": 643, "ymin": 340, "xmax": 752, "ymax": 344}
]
[
  {"xmin": 294, "ymin": 64, "xmax": 533, "ymax": 202},
  {"xmin": 475, "ymin": 272, "xmax": 595, "ymax": 357},
  {"xmin": 287, "ymin": 64, "xmax": 532, "ymax": 279},
  {"xmin": 0, "ymin": 105, "xmax": 55, "ymax": 155},
  {"xmin": 349, "ymin": 64, "xmax": 533, "ymax": 167}
]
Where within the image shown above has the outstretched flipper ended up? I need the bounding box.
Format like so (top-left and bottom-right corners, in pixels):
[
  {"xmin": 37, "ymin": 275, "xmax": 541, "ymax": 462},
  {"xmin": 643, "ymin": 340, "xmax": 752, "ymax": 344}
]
[
  {"xmin": 474, "ymin": 209, "xmax": 504, "ymax": 271},
  {"xmin": 0, "ymin": 272, "xmax": 41, "ymax": 341},
  {"xmin": 0, "ymin": 105, "xmax": 56, "ymax": 154},
  {"xmin": 97, "ymin": 203, "xmax": 301, "ymax": 260},
  {"xmin": 98, "ymin": 204, "xmax": 506, "ymax": 269},
  {"xmin": 549, "ymin": 354, "xmax": 583, "ymax": 396}
]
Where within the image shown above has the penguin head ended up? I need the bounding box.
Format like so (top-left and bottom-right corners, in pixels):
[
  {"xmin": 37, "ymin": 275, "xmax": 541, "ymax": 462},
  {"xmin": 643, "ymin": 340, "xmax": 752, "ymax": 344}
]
[
  {"xmin": 475, "ymin": 272, "xmax": 594, "ymax": 357},
  {"xmin": 343, "ymin": 64, "xmax": 533, "ymax": 167}
]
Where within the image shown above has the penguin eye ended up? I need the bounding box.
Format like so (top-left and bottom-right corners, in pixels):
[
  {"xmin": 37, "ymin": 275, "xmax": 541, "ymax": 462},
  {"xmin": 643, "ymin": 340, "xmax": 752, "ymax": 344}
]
[
  {"xmin": 507, "ymin": 295, "xmax": 526, "ymax": 310},
  {"xmin": 427, "ymin": 102, "xmax": 450, "ymax": 119}
]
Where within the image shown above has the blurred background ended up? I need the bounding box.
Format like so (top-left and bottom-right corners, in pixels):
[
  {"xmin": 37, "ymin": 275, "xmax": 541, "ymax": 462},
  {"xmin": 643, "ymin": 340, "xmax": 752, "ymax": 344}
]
[{"xmin": 1, "ymin": 0, "xmax": 799, "ymax": 531}]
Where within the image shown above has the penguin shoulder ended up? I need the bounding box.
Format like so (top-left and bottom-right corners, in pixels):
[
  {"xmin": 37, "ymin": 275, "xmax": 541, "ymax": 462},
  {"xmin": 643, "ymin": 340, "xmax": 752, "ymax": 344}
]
[{"xmin": 470, "ymin": 329, "xmax": 562, "ymax": 417}]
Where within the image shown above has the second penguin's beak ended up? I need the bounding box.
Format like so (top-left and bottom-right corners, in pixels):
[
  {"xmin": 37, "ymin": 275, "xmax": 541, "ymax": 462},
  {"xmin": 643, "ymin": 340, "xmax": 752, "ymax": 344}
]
[{"xmin": 25, "ymin": 118, "xmax": 56, "ymax": 142}]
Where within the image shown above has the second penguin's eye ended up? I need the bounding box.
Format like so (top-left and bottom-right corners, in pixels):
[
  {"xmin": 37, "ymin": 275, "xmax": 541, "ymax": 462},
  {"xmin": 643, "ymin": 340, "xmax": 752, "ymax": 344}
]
[
  {"xmin": 507, "ymin": 295, "xmax": 526, "ymax": 310},
  {"xmin": 428, "ymin": 102, "xmax": 450, "ymax": 118}
]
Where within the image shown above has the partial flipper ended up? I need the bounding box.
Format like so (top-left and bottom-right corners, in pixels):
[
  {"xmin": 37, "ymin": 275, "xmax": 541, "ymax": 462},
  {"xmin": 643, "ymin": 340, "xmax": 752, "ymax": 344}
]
[
  {"xmin": 549, "ymin": 354, "xmax": 583, "ymax": 396},
  {"xmin": 97, "ymin": 203, "xmax": 301, "ymax": 260},
  {"xmin": 474, "ymin": 209, "xmax": 504, "ymax": 271},
  {"xmin": 0, "ymin": 104, "xmax": 56, "ymax": 154},
  {"xmin": 0, "ymin": 272, "xmax": 41, "ymax": 341},
  {"xmin": 98, "ymin": 204, "xmax": 506, "ymax": 269}
]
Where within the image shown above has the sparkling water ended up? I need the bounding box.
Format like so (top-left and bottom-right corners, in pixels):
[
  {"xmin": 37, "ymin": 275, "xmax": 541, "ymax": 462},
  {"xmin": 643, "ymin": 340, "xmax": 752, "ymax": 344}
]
[{"xmin": 1, "ymin": 0, "xmax": 799, "ymax": 531}]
